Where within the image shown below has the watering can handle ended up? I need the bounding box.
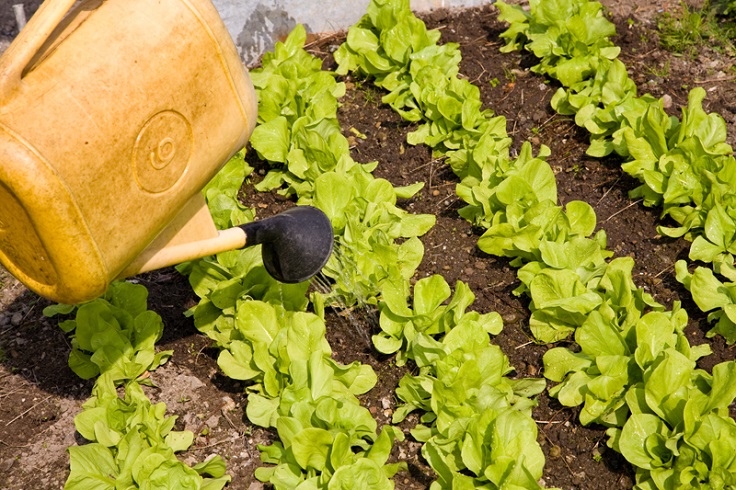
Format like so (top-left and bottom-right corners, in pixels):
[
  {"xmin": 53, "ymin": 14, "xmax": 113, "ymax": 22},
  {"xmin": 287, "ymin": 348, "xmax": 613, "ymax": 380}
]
[{"xmin": 0, "ymin": 0, "xmax": 77, "ymax": 96}]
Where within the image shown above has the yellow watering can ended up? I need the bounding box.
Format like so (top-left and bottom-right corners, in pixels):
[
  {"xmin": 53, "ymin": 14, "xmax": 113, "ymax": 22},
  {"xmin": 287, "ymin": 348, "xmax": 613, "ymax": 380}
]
[{"xmin": 0, "ymin": 0, "xmax": 333, "ymax": 304}]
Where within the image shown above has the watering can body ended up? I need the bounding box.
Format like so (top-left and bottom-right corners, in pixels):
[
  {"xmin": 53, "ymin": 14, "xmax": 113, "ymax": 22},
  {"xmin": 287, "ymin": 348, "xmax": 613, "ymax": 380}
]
[{"xmin": 0, "ymin": 0, "xmax": 259, "ymax": 304}]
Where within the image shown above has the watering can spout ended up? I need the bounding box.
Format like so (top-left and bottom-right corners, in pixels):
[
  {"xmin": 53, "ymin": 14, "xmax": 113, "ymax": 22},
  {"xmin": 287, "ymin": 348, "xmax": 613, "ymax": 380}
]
[
  {"xmin": 237, "ymin": 206, "xmax": 334, "ymax": 284},
  {"xmin": 0, "ymin": 0, "xmax": 333, "ymax": 304},
  {"xmin": 119, "ymin": 196, "xmax": 334, "ymax": 285}
]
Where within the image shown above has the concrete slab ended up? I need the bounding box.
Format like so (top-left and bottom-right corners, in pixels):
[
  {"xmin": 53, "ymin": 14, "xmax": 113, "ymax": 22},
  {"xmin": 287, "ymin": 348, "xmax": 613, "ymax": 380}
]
[{"xmin": 212, "ymin": 0, "xmax": 490, "ymax": 65}]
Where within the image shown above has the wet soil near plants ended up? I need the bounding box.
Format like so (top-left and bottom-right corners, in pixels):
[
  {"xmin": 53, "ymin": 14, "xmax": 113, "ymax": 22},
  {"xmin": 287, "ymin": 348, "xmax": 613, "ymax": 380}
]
[{"xmin": 2, "ymin": 1, "xmax": 736, "ymax": 488}]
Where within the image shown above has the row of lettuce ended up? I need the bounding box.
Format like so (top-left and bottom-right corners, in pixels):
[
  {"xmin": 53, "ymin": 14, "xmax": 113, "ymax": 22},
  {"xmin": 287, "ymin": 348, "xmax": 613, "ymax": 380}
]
[
  {"xmin": 494, "ymin": 0, "xmax": 736, "ymax": 486},
  {"xmin": 335, "ymin": 0, "xmax": 736, "ymax": 488},
  {"xmin": 43, "ymin": 283, "xmax": 231, "ymax": 489},
  {"xmin": 220, "ymin": 18, "xmax": 549, "ymax": 489},
  {"xmin": 498, "ymin": 0, "xmax": 736, "ymax": 343}
]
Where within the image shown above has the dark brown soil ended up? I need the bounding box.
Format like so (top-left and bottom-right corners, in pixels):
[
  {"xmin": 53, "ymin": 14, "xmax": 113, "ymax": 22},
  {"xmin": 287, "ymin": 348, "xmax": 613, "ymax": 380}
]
[{"xmin": 2, "ymin": 1, "xmax": 736, "ymax": 489}]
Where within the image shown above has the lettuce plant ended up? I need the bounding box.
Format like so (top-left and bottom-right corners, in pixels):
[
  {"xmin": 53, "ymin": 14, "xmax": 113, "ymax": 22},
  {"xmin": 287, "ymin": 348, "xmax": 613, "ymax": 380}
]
[
  {"xmin": 45, "ymin": 281, "xmax": 172, "ymax": 383},
  {"xmin": 202, "ymin": 150, "xmax": 256, "ymax": 229},
  {"xmin": 611, "ymin": 357, "xmax": 736, "ymax": 489},
  {"xmin": 247, "ymin": 25, "xmax": 435, "ymax": 308},
  {"xmin": 544, "ymin": 290, "xmax": 706, "ymax": 427},
  {"xmin": 213, "ymin": 301, "xmax": 404, "ymax": 489},
  {"xmin": 67, "ymin": 378, "xmax": 230, "ymax": 490},
  {"xmin": 676, "ymin": 261, "xmax": 736, "ymax": 343},
  {"xmin": 312, "ymin": 171, "xmax": 433, "ymax": 306},
  {"xmin": 374, "ymin": 275, "xmax": 503, "ymax": 366},
  {"xmin": 393, "ymin": 314, "xmax": 547, "ymax": 489},
  {"xmin": 497, "ymin": 0, "xmax": 620, "ymax": 87}
]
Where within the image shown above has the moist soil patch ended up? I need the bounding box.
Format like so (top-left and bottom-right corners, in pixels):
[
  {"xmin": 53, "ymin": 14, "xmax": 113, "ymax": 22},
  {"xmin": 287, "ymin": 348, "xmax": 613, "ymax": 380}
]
[{"xmin": 2, "ymin": 1, "xmax": 736, "ymax": 489}]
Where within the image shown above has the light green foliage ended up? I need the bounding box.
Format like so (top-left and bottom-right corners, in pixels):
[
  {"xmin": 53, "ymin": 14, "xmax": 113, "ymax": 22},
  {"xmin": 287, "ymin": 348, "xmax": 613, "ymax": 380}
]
[
  {"xmin": 338, "ymin": 0, "xmax": 619, "ymax": 341},
  {"xmin": 209, "ymin": 300, "xmax": 377, "ymax": 420},
  {"xmin": 498, "ymin": 0, "xmax": 736, "ymax": 349},
  {"xmin": 249, "ymin": 24, "xmax": 367, "ymax": 199},
  {"xmin": 208, "ymin": 301, "xmax": 405, "ymax": 489},
  {"xmin": 618, "ymin": 88, "xmax": 734, "ymax": 237},
  {"xmin": 458, "ymin": 141, "xmax": 554, "ymax": 231},
  {"xmin": 202, "ymin": 149, "xmax": 256, "ymax": 229},
  {"xmin": 45, "ymin": 282, "xmax": 228, "ymax": 489},
  {"xmin": 497, "ymin": 0, "xmax": 620, "ymax": 86},
  {"xmin": 499, "ymin": 0, "xmax": 736, "ymax": 485},
  {"xmin": 676, "ymin": 261, "xmax": 736, "ymax": 343},
  {"xmin": 314, "ymin": 172, "xmax": 434, "ymax": 306},
  {"xmin": 44, "ymin": 281, "xmax": 172, "ymax": 383},
  {"xmin": 336, "ymin": 0, "xmax": 510, "ymax": 160},
  {"xmin": 334, "ymin": 0, "xmax": 442, "ymax": 121},
  {"xmin": 544, "ymin": 284, "xmax": 704, "ymax": 427},
  {"xmin": 179, "ymin": 247, "xmax": 310, "ymax": 348},
  {"xmin": 611, "ymin": 358, "xmax": 736, "ymax": 489},
  {"xmin": 405, "ymin": 64, "xmax": 497, "ymax": 154},
  {"xmin": 257, "ymin": 425, "xmax": 405, "ymax": 489},
  {"xmin": 337, "ymin": 2, "xmax": 554, "ymax": 486},
  {"xmin": 393, "ymin": 313, "xmax": 547, "ymax": 489},
  {"xmin": 470, "ymin": 166, "xmax": 617, "ymax": 343},
  {"xmin": 187, "ymin": 283, "xmax": 399, "ymax": 483},
  {"xmin": 247, "ymin": 22, "xmax": 435, "ymax": 308},
  {"xmin": 374, "ymin": 275, "xmax": 502, "ymax": 366},
  {"xmin": 67, "ymin": 378, "xmax": 230, "ymax": 490}
]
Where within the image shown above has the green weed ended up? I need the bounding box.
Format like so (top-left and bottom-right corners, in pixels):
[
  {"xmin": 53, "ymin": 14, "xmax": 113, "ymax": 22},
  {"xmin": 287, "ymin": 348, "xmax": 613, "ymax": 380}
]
[
  {"xmin": 658, "ymin": 1, "xmax": 736, "ymax": 56},
  {"xmin": 646, "ymin": 59, "xmax": 671, "ymax": 78}
]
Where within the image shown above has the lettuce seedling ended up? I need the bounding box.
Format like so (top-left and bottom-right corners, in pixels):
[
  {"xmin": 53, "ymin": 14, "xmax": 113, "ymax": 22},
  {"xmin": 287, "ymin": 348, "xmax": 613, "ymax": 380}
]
[
  {"xmin": 676, "ymin": 261, "xmax": 736, "ymax": 343},
  {"xmin": 202, "ymin": 149, "xmax": 256, "ymax": 229},
  {"xmin": 374, "ymin": 275, "xmax": 502, "ymax": 366},
  {"xmin": 68, "ymin": 379, "xmax": 230, "ymax": 490},
  {"xmin": 610, "ymin": 357, "xmax": 736, "ymax": 489},
  {"xmin": 45, "ymin": 281, "xmax": 172, "ymax": 383},
  {"xmin": 394, "ymin": 315, "xmax": 548, "ymax": 489}
]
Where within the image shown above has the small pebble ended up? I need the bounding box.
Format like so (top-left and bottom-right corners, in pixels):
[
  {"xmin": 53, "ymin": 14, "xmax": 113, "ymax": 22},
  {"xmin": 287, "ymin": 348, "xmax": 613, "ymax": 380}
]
[
  {"xmin": 11, "ymin": 311, "xmax": 23, "ymax": 326},
  {"xmin": 572, "ymin": 471, "xmax": 586, "ymax": 486},
  {"xmin": 502, "ymin": 313, "xmax": 517, "ymax": 324},
  {"xmin": 205, "ymin": 415, "xmax": 220, "ymax": 429},
  {"xmin": 221, "ymin": 396, "xmax": 236, "ymax": 412},
  {"xmin": 662, "ymin": 94, "xmax": 673, "ymax": 109}
]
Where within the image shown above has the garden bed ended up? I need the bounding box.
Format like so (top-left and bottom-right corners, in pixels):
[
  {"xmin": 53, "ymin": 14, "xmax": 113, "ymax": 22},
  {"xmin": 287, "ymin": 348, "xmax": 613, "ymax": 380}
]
[{"xmin": 2, "ymin": 0, "xmax": 736, "ymax": 488}]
